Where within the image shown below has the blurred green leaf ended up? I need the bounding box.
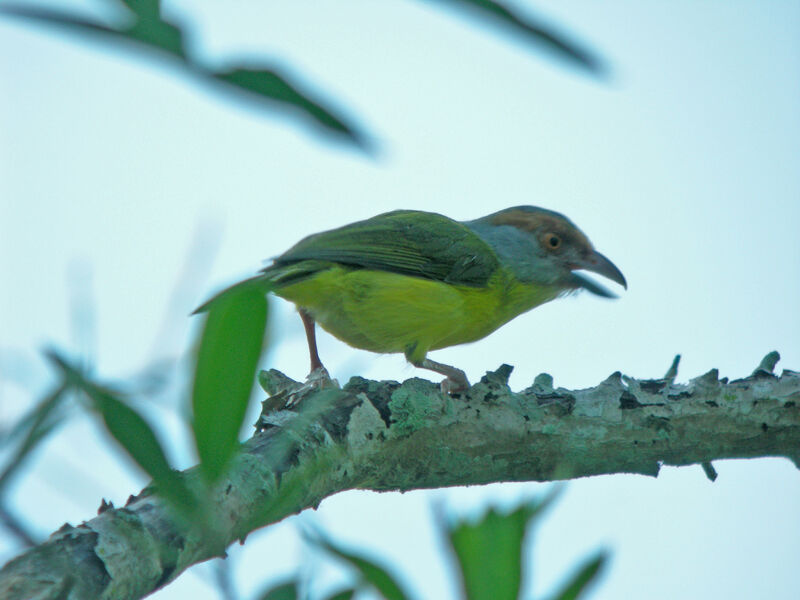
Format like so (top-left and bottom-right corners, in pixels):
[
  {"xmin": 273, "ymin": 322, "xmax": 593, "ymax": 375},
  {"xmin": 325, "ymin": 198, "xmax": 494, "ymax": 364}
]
[
  {"xmin": 430, "ymin": 0, "xmax": 605, "ymax": 74},
  {"xmin": 0, "ymin": 5, "xmax": 130, "ymax": 41},
  {"xmin": 0, "ymin": 3, "xmax": 368, "ymax": 147},
  {"xmin": 191, "ymin": 280, "xmax": 267, "ymax": 483},
  {"xmin": 549, "ymin": 551, "xmax": 608, "ymax": 600},
  {"xmin": 0, "ymin": 4, "xmax": 184, "ymax": 56},
  {"xmin": 118, "ymin": 0, "xmax": 183, "ymax": 56},
  {"xmin": 119, "ymin": 0, "xmax": 161, "ymax": 20},
  {"xmin": 323, "ymin": 589, "xmax": 356, "ymax": 600},
  {"xmin": 446, "ymin": 491, "xmax": 558, "ymax": 600},
  {"xmin": 1, "ymin": 0, "xmax": 607, "ymax": 151},
  {"xmin": 255, "ymin": 580, "xmax": 298, "ymax": 600},
  {"xmin": 210, "ymin": 67, "xmax": 369, "ymax": 149},
  {"xmin": 46, "ymin": 350, "xmax": 196, "ymax": 513},
  {"xmin": 0, "ymin": 3, "xmax": 186, "ymax": 55},
  {"xmin": 308, "ymin": 530, "xmax": 411, "ymax": 600},
  {"xmin": 124, "ymin": 18, "xmax": 184, "ymax": 57},
  {"xmin": 0, "ymin": 384, "xmax": 68, "ymax": 496}
]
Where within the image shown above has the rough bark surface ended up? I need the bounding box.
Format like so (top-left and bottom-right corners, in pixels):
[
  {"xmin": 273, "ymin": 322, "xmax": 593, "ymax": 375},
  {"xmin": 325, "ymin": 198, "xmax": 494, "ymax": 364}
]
[{"xmin": 1, "ymin": 356, "xmax": 798, "ymax": 600}]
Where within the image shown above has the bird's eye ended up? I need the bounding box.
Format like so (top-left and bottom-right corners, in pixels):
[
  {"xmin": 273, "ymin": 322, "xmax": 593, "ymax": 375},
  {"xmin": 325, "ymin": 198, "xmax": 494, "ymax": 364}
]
[{"xmin": 544, "ymin": 233, "xmax": 561, "ymax": 249}]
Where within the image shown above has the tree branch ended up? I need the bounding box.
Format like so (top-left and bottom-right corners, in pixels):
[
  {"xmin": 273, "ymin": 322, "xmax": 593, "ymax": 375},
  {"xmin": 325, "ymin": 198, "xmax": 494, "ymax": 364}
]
[{"xmin": 2, "ymin": 356, "xmax": 798, "ymax": 599}]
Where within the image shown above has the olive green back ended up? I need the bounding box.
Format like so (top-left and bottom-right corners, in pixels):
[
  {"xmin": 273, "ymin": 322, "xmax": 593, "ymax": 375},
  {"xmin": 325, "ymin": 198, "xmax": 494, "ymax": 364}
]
[{"xmin": 267, "ymin": 210, "xmax": 500, "ymax": 287}]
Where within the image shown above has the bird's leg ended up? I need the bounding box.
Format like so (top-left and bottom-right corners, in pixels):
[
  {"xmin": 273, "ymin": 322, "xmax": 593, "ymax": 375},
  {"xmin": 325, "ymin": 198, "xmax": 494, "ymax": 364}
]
[
  {"xmin": 298, "ymin": 309, "xmax": 329, "ymax": 379},
  {"xmin": 413, "ymin": 357, "xmax": 470, "ymax": 395},
  {"xmin": 276, "ymin": 309, "xmax": 334, "ymax": 409},
  {"xmin": 298, "ymin": 308, "xmax": 323, "ymax": 372}
]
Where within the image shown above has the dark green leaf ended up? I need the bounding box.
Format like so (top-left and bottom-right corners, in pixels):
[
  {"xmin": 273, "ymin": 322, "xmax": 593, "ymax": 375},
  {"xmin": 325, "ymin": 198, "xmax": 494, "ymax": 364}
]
[
  {"xmin": 446, "ymin": 491, "xmax": 558, "ymax": 600},
  {"xmin": 123, "ymin": 18, "xmax": 184, "ymax": 57},
  {"xmin": 0, "ymin": 5, "xmax": 129, "ymax": 40},
  {"xmin": 0, "ymin": 384, "xmax": 68, "ymax": 496},
  {"xmin": 323, "ymin": 589, "xmax": 357, "ymax": 600},
  {"xmin": 0, "ymin": 4, "xmax": 184, "ymax": 57},
  {"xmin": 308, "ymin": 531, "xmax": 410, "ymax": 600},
  {"xmin": 431, "ymin": 0, "xmax": 605, "ymax": 74},
  {"xmin": 119, "ymin": 0, "xmax": 161, "ymax": 20},
  {"xmin": 93, "ymin": 389, "xmax": 195, "ymax": 509},
  {"xmin": 255, "ymin": 580, "xmax": 298, "ymax": 600},
  {"xmin": 0, "ymin": 4, "xmax": 369, "ymax": 148},
  {"xmin": 210, "ymin": 67, "xmax": 369, "ymax": 149},
  {"xmin": 549, "ymin": 551, "xmax": 608, "ymax": 600},
  {"xmin": 46, "ymin": 350, "xmax": 196, "ymax": 513},
  {"xmin": 191, "ymin": 280, "xmax": 267, "ymax": 482}
]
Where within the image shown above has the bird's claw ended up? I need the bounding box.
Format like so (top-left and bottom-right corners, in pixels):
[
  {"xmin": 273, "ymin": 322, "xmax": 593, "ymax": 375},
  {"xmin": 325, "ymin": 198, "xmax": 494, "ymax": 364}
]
[
  {"xmin": 440, "ymin": 371, "xmax": 469, "ymax": 395},
  {"xmin": 285, "ymin": 366, "xmax": 336, "ymax": 407},
  {"xmin": 415, "ymin": 357, "xmax": 470, "ymax": 395},
  {"xmin": 307, "ymin": 366, "xmax": 332, "ymax": 387}
]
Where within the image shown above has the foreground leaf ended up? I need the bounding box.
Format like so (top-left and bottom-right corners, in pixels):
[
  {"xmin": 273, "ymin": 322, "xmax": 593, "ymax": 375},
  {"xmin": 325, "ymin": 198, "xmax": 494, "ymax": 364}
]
[
  {"xmin": 123, "ymin": 16, "xmax": 184, "ymax": 57},
  {"xmin": 446, "ymin": 491, "xmax": 558, "ymax": 600},
  {"xmin": 191, "ymin": 280, "xmax": 267, "ymax": 482},
  {"xmin": 0, "ymin": 4, "xmax": 183, "ymax": 56},
  {"xmin": 0, "ymin": 6, "xmax": 134, "ymax": 45},
  {"xmin": 0, "ymin": 384, "xmax": 68, "ymax": 496},
  {"xmin": 46, "ymin": 350, "xmax": 196, "ymax": 513},
  {"xmin": 118, "ymin": 0, "xmax": 161, "ymax": 21},
  {"xmin": 0, "ymin": 4, "xmax": 367, "ymax": 147},
  {"xmin": 549, "ymin": 551, "xmax": 608, "ymax": 600},
  {"xmin": 324, "ymin": 589, "xmax": 356, "ymax": 600},
  {"xmin": 210, "ymin": 67, "xmax": 368, "ymax": 148},
  {"xmin": 430, "ymin": 0, "xmax": 605, "ymax": 74},
  {"xmin": 255, "ymin": 579, "xmax": 298, "ymax": 600},
  {"xmin": 308, "ymin": 530, "xmax": 411, "ymax": 600}
]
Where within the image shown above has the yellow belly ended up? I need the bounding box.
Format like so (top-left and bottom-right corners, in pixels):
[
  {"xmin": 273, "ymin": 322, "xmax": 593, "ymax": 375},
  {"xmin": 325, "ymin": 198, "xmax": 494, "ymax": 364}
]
[{"xmin": 275, "ymin": 266, "xmax": 559, "ymax": 362}]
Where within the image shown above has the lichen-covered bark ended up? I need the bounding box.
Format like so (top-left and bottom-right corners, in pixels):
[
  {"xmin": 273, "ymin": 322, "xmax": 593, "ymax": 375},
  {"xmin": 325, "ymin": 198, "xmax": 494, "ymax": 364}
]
[{"xmin": 1, "ymin": 357, "xmax": 798, "ymax": 600}]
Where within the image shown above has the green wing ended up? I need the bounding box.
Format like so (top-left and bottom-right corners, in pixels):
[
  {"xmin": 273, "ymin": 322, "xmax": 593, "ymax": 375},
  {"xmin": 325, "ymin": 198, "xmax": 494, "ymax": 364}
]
[{"xmin": 266, "ymin": 210, "xmax": 500, "ymax": 287}]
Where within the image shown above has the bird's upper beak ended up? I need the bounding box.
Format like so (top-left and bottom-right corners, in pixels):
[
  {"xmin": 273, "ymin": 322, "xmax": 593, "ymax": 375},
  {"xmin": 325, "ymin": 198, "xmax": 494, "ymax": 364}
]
[{"xmin": 569, "ymin": 250, "xmax": 627, "ymax": 298}]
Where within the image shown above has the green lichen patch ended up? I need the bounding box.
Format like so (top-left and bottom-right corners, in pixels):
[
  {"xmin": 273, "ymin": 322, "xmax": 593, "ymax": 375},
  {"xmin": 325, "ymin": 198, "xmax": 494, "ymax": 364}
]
[{"xmin": 388, "ymin": 379, "xmax": 447, "ymax": 437}]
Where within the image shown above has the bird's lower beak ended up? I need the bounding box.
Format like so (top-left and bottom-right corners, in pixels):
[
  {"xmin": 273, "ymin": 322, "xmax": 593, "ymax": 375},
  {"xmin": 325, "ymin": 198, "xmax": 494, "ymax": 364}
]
[{"xmin": 569, "ymin": 251, "xmax": 627, "ymax": 298}]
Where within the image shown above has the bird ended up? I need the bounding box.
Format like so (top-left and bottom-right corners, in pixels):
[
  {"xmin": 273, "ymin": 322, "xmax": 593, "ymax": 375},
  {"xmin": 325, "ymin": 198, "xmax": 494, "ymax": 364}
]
[{"xmin": 196, "ymin": 206, "xmax": 626, "ymax": 393}]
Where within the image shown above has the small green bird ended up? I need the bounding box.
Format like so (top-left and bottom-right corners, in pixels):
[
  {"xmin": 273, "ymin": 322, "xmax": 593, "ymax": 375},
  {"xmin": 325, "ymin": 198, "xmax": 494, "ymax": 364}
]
[{"xmin": 199, "ymin": 206, "xmax": 626, "ymax": 392}]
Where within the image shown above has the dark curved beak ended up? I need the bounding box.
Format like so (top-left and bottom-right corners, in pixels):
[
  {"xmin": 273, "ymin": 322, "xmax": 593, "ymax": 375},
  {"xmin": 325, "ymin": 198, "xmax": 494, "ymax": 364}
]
[{"xmin": 569, "ymin": 251, "xmax": 627, "ymax": 298}]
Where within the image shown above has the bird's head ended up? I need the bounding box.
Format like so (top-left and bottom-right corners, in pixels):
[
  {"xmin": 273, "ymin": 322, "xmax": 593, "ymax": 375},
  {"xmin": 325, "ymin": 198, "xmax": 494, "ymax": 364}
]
[{"xmin": 478, "ymin": 206, "xmax": 627, "ymax": 297}]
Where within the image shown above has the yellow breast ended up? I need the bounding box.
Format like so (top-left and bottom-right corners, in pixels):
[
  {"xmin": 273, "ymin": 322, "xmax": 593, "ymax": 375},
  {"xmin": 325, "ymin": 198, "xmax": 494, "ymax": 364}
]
[{"xmin": 275, "ymin": 265, "xmax": 559, "ymax": 362}]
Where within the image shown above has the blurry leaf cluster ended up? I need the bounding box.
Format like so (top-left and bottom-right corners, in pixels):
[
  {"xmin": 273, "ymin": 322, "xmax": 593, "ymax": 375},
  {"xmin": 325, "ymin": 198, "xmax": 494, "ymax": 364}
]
[
  {"xmin": 0, "ymin": 0, "xmax": 368, "ymax": 147},
  {"xmin": 256, "ymin": 491, "xmax": 607, "ymax": 600},
  {"xmin": 0, "ymin": 279, "xmax": 268, "ymax": 549},
  {"xmin": 0, "ymin": 0, "xmax": 604, "ymax": 150}
]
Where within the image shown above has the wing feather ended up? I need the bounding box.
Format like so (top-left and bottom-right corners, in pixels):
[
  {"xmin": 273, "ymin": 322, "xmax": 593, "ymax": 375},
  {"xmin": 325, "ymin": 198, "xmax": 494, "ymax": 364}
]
[{"xmin": 266, "ymin": 210, "xmax": 499, "ymax": 287}]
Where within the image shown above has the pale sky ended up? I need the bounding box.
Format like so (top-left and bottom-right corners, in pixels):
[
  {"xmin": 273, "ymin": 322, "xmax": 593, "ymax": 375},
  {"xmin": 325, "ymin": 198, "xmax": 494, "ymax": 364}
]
[{"xmin": 1, "ymin": 1, "xmax": 799, "ymax": 599}]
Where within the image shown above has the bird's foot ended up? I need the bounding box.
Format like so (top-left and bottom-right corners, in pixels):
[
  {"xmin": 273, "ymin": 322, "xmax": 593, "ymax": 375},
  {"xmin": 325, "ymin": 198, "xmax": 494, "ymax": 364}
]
[
  {"xmin": 285, "ymin": 366, "xmax": 337, "ymax": 407},
  {"xmin": 306, "ymin": 365, "xmax": 332, "ymax": 387},
  {"xmin": 440, "ymin": 373, "xmax": 470, "ymax": 395},
  {"xmin": 413, "ymin": 357, "xmax": 470, "ymax": 396},
  {"xmin": 258, "ymin": 367, "xmax": 338, "ymax": 418}
]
